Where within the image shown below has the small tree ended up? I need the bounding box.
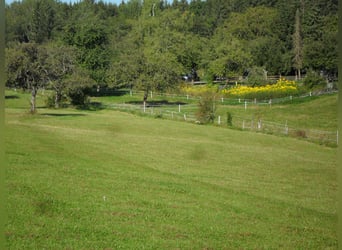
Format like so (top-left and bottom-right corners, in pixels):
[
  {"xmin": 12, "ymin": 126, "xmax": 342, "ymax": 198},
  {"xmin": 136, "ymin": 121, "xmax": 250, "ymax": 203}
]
[
  {"xmin": 6, "ymin": 43, "xmax": 48, "ymax": 113},
  {"xmin": 44, "ymin": 44, "xmax": 76, "ymax": 108},
  {"xmin": 196, "ymin": 92, "xmax": 216, "ymax": 124},
  {"xmin": 65, "ymin": 68, "xmax": 94, "ymax": 107}
]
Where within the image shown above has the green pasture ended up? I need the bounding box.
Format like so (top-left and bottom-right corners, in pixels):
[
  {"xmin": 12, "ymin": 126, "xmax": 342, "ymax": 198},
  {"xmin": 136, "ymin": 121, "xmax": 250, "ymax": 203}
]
[
  {"xmin": 5, "ymin": 90, "xmax": 338, "ymax": 249},
  {"xmin": 89, "ymin": 89, "xmax": 338, "ymax": 132}
]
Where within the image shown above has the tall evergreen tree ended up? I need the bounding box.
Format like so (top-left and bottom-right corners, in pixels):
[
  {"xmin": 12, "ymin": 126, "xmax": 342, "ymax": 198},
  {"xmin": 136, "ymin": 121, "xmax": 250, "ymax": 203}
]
[{"xmin": 293, "ymin": 8, "xmax": 303, "ymax": 79}]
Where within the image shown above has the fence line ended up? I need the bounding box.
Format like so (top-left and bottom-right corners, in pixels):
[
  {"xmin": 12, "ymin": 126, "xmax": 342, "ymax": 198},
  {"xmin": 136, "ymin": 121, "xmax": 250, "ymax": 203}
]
[
  {"xmin": 105, "ymin": 102, "xmax": 338, "ymax": 147},
  {"xmin": 98, "ymin": 89, "xmax": 338, "ymax": 146},
  {"xmin": 109, "ymin": 89, "xmax": 337, "ymax": 108}
]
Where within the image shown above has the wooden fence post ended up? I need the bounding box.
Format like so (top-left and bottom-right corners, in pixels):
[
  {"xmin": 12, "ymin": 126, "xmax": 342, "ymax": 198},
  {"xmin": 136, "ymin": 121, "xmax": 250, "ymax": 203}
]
[
  {"xmin": 337, "ymin": 130, "xmax": 339, "ymax": 145},
  {"xmin": 285, "ymin": 120, "xmax": 288, "ymax": 135},
  {"xmin": 257, "ymin": 119, "xmax": 262, "ymax": 130}
]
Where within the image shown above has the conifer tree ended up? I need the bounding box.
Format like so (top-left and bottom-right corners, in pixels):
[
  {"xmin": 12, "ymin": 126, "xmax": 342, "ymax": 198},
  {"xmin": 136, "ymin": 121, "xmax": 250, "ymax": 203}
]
[{"xmin": 293, "ymin": 8, "xmax": 303, "ymax": 80}]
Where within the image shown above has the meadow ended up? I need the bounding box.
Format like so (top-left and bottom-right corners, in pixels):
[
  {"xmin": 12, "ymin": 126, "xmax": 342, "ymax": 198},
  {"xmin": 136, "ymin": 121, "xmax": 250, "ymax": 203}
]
[{"xmin": 5, "ymin": 89, "xmax": 337, "ymax": 249}]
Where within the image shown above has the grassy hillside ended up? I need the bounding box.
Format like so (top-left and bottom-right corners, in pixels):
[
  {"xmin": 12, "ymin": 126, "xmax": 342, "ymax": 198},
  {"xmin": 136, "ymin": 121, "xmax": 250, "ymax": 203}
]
[
  {"xmin": 88, "ymin": 90, "xmax": 338, "ymax": 131},
  {"xmin": 5, "ymin": 90, "xmax": 337, "ymax": 249},
  {"xmin": 217, "ymin": 93, "xmax": 338, "ymax": 131}
]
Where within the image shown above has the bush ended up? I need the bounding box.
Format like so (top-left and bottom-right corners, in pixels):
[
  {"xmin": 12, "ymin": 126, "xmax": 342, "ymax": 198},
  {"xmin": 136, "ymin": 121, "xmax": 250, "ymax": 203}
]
[
  {"xmin": 245, "ymin": 67, "xmax": 268, "ymax": 87},
  {"xmin": 45, "ymin": 93, "xmax": 56, "ymax": 108},
  {"xmin": 295, "ymin": 130, "xmax": 307, "ymax": 138},
  {"xmin": 45, "ymin": 92, "xmax": 68, "ymax": 108},
  {"xmin": 67, "ymin": 86, "xmax": 90, "ymax": 106},
  {"xmin": 303, "ymin": 71, "xmax": 327, "ymax": 90},
  {"xmin": 196, "ymin": 93, "xmax": 216, "ymax": 124},
  {"xmin": 64, "ymin": 68, "xmax": 94, "ymax": 107}
]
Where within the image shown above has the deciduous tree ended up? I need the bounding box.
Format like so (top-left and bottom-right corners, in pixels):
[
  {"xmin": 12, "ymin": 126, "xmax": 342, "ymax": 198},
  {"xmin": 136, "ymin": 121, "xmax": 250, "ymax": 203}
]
[{"xmin": 6, "ymin": 43, "xmax": 48, "ymax": 113}]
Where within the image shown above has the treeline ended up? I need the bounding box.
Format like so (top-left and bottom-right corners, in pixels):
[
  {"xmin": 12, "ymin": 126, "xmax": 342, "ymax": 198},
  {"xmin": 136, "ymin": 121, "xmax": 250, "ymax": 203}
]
[{"xmin": 5, "ymin": 0, "xmax": 338, "ymax": 111}]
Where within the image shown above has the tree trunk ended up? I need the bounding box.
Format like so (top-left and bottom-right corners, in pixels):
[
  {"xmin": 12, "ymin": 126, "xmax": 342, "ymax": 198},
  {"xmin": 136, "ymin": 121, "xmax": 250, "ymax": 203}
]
[
  {"xmin": 30, "ymin": 86, "xmax": 37, "ymax": 114},
  {"xmin": 55, "ymin": 90, "xmax": 61, "ymax": 109}
]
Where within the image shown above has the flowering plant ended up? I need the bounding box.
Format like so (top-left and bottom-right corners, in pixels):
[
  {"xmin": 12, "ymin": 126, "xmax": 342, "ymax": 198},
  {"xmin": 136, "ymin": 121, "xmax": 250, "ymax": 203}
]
[{"xmin": 222, "ymin": 78, "xmax": 299, "ymax": 99}]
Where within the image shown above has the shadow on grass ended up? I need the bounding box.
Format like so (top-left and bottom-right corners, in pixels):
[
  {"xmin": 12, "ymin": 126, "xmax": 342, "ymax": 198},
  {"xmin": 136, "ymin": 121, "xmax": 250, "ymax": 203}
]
[
  {"xmin": 5, "ymin": 95, "xmax": 19, "ymax": 99},
  {"xmin": 76, "ymin": 101, "xmax": 106, "ymax": 111},
  {"xmin": 41, "ymin": 113, "xmax": 87, "ymax": 117},
  {"xmin": 127, "ymin": 100, "xmax": 187, "ymax": 106}
]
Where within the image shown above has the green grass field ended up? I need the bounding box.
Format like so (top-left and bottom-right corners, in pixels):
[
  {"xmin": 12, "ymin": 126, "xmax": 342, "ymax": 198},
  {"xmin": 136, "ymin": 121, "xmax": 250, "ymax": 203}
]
[
  {"xmin": 89, "ymin": 90, "xmax": 338, "ymax": 131},
  {"xmin": 5, "ymin": 90, "xmax": 337, "ymax": 249}
]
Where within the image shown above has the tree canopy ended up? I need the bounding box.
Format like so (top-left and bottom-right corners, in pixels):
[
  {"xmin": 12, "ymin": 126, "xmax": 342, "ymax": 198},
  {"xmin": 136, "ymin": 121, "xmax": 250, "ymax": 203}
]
[{"xmin": 5, "ymin": 0, "xmax": 338, "ymax": 99}]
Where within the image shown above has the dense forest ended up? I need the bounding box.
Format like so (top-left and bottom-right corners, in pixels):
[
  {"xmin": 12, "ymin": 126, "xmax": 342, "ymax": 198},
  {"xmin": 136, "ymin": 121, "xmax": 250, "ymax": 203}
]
[{"xmin": 5, "ymin": 0, "xmax": 338, "ymax": 111}]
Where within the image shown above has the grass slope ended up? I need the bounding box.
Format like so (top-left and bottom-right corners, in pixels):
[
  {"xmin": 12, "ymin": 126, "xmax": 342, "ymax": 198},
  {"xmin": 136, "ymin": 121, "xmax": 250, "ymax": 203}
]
[
  {"xmin": 89, "ymin": 90, "xmax": 338, "ymax": 131},
  {"xmin": 5, "ymin": 91, "xmax": 337, "ymax": 249},
  {"xmin": 217, "ymin": 93, "xmax": 338, "ymax": 131}
]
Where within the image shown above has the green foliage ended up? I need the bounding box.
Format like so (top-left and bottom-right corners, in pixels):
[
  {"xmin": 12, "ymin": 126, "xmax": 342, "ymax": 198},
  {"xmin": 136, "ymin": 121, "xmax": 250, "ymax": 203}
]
[
  {"xmin": 4, "ymin": 0, "xmax": 338, "ymax": 99},
  {"xmin": 245, "ymin": 66, "xmax": 268, "ymax": 86},
  {"xmin": 303, "ymin": 71, "xmax": 327, "ymax": 90},
  {"xmin": 196, "ymin": 92, "xmax": 216, "ymax": 124},
  {"xmin": 44, "ymin": 92, "xmax": 67, "ymax": 108},
  {"xmin": 44, "ymin": 43, "xmax": 76, "ymax": 108},
  {"xmin": 5, "ymin": 42, "xmax": 50, "ymax": 113},
  {"xmin": 67, "ymin": 87, "xmax": 90, "ymax": 106},
  {"xmin": 64, "ymin": 69, "xmax": 94, "ymax": 106}
]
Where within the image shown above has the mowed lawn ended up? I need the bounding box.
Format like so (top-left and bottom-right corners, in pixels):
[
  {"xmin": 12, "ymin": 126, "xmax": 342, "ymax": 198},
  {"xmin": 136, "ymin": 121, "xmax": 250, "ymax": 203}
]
[{"xmin": 5, "ymin": 91, "xmax": 337, "ymax": 249}]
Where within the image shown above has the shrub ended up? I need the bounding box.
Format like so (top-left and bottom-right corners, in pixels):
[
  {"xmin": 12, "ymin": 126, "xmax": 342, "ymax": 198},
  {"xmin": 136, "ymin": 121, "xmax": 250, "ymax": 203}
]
[
  {"xmin": 45, "ymin": 93, "xmax": 56, "ymax": 108},
  {"xmin": 67, "ymin": 86, "xmax": 90, "ymax": 106},
  {"xmin": 295, "ymin": 130, "xmax": 307, "ymax": 138},
  {"xmin": 154, "ymin": 113, "xmax": 163, "ymax": 119},
  {"xmin": 303, "ymin": 71, "xmax": 327, "ymax": 90},
  {"xmin": 63, "ymin": 67, "xmax": 94, "ymax": 107},
  {"xmin": 245, "ymin": 67, "xmax": 268, "ymax": 87},
  {"xmin": 196, "ymin": 93, "xmax": 216, "ymax": 124},
  {"xmin": 45, "ymin": 92, "xmax": 68, "ymax": 108}
]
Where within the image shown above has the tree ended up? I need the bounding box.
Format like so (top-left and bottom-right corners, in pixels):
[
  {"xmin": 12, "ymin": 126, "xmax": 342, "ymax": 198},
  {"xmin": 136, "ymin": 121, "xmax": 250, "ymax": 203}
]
[
  {"xmin": 207, "ymin": 33, "xmax": 252, "ymax": 79},
  {"xmin": 30, "ymin": 0, "xmax": 55, "ymax": 43},
  {"xmin": 6, "ymin": 43, "xmax": 48, "ymax": 113},
  {"xmin": 61, "ymin": 2, "xmax": 111, "ymax": 86},
  {"xmin": 196, "ymin": 92, "xmax": 216, "ymax": 124},
  {"xmin": 64, "ymin": 68, "xmax": 94, "ymax": 106},
  {"xmin": 5, "ymin": 2, "xmax": 30, "ymax": 43},
  {"xmin": 292, "ymin": 8, "xmax": 303, "ymax": 79},
  {"xmin": 44, "ymin": 44, "xmax": 76, "ymax": 108}
]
